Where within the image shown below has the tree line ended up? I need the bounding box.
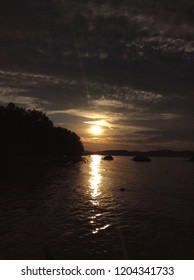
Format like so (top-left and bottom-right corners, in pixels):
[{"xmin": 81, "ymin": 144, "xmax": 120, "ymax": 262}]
[{"xmin": 0, "ymin": 103, "xmax": 84, "ymax": 159}]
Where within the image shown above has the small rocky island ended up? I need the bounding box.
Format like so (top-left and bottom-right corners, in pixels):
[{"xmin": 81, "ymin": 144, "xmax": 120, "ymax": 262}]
[
  {"xmin": 132, "ymin": 155, "xmax": 151, "ymax": 162},
  {"xmin": 102, "ymin": 155, "xmax": 114, "ymax": 160}
]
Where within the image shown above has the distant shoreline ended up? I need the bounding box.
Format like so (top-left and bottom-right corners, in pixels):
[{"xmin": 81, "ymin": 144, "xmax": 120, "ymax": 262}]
[{"xmin": 84, "ymin": 149, "xmax": 194, "ymax": 158}]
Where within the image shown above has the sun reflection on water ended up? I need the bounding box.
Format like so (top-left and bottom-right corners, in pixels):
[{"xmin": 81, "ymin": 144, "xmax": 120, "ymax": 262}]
[
  {"xmin": 89, "ymin": 155, "xmax": 111, "ymax": 234},
  {"xmin": 89, "ymin": 155, "xmax": 102, "ymax": 202}
]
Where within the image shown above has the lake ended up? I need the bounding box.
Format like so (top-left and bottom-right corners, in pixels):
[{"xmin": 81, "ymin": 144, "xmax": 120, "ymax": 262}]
[{"xmin": 0, "ymin": 156, "xmax": 194, "ymax": 259}]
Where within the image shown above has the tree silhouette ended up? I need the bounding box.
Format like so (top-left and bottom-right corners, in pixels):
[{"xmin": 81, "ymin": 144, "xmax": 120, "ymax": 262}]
[{"xmin": 0, "ymin": 103, "xmax": 84, "ymax": 159}]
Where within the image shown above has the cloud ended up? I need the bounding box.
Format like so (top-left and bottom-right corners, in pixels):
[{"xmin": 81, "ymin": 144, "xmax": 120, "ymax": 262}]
[
  {"xmin": 0, "ymin": 87, "xmax": 49, "ymax": 110},
  {"xmin": 1, "ymin": 1, "xmax": 194, "ymax": 150},
  {"xmin": 84, "ymin": 119, "xmax": 111, "ymax": 128}
]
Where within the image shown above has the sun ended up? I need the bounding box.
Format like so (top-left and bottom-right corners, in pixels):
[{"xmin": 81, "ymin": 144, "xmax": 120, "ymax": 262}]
[{"xmin": 90, "ymin": 125, "xmax": 103, "ymax": 135}]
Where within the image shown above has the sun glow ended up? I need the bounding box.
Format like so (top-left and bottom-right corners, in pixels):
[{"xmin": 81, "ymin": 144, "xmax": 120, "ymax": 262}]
[{"xmin": 90, "ymin": 125, "xmax": 103, "ymax": 135}]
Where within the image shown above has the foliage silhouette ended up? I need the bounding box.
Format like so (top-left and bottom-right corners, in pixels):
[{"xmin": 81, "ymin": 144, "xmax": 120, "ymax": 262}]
[{"xmin": 0, "ymin": 103, "xmax": 84, "ymax": 159}]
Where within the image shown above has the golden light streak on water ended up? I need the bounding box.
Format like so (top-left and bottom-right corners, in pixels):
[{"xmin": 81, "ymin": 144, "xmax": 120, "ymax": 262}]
[
  {"xmin": 89, "ymin": 155, "xmax": 111, "ymax": 234},
  {"xmin": 89, "ymin": 155, "xmax": 102, "ymax": 201},
  {"xmin": 92, "ymin": 224, "xmax": 111, "ymax": 234}
]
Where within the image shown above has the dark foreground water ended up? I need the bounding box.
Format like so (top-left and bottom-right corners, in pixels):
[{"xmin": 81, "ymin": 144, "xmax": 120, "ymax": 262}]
[{"xmin": 0, "ymin": 156, "xmax": 194, "ymax": 260}]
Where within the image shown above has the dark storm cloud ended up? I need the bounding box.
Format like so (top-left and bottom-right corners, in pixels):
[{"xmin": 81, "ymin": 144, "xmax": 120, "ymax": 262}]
[{"xmin": 0, "ymin": 0, "xmax": 194, "ymax": 149}]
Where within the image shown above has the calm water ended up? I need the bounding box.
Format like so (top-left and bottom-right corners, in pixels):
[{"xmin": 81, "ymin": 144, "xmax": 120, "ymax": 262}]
[{"xmin": 0, "ymin": 156, "xmax": 194, "ymax": 259}]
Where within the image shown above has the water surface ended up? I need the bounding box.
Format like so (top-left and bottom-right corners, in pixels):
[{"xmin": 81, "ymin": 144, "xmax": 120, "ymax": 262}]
[{"xmin": 0, "ymin": 156, "xmax": 194, "ymax": 259}]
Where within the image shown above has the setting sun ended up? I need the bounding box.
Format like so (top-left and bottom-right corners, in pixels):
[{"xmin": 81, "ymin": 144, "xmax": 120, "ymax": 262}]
[{"xmin": 90, "ymin": 125, "xmax": 103, "ymax": 135}]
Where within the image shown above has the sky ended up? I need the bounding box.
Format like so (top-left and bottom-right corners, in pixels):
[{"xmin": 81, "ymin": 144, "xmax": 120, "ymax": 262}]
[{"xmin": 0, "ymin": 0, "xmax": 194, "ymax": 151}]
